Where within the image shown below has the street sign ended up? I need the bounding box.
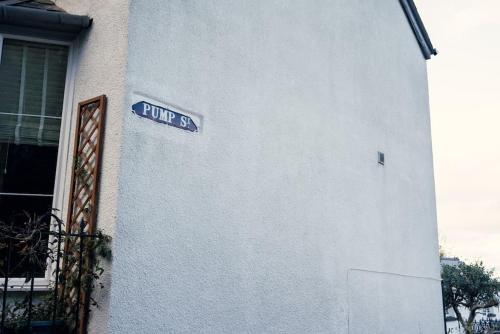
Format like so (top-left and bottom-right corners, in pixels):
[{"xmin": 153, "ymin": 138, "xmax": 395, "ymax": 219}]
[{"xmin": 132, "ymin": 101, "xmax": 198, "ymax": 132}]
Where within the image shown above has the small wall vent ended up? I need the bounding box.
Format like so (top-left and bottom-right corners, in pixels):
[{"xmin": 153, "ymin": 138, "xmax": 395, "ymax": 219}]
[{"xmin": 378, "ymin": 152, "xmax": 385, "ymax": 165}]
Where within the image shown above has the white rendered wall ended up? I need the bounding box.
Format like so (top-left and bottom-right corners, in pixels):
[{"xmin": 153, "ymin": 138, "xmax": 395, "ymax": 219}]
[
  {"xmin": 54, "ymin": 1, "xmax": 129, "ymax": 333},
  {"xmin": 64, "ymin": 0, "xmax": 443, "ymax": 333}
]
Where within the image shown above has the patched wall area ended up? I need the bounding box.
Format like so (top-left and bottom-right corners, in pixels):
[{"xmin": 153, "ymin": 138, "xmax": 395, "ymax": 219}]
[{"xmin": 348, "ymin": 269, "xmax": 443, "ymax": 333}]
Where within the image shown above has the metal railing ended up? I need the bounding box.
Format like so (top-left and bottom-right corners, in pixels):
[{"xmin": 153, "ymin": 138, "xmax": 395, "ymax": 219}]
[{"xmin": 0, "ymin": 212, "xmax": 106, "ymax": 334}]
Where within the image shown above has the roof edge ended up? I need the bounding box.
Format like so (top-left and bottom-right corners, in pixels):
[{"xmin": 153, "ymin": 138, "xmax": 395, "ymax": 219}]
[
  {"xmin": 0, "ymin": 4, "xmax": 91, "ymax": 37},
  {"xmin": 399, "ymin": 0, "xmax": 437, "ymax": 60}
]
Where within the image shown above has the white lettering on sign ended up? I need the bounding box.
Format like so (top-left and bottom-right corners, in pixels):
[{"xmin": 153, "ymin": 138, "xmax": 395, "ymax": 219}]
[
  {"xmin": 142, "ymin": 102, "xmax": 178, "ymax": 124},
  {"xmin": 151, "ymin": 105, "xmax": 159, "ymax": 119},
  {"xmin": 159, "ymin": 109, "xmax": 168, "ymax": 122},
  {"xmin": 133, "ymin": 100, "xmax": 198, "ymax": 132},
  {"xmin": 168, "ymin": 111, "xmax": 175, "ymax": 123},
  {"xmin": 143, "ymin": 102, "xmax": 151, "ymax": 116},
  {"xmin": 180, "ymin": 116, "xmax": 191, "ymax": 127}
]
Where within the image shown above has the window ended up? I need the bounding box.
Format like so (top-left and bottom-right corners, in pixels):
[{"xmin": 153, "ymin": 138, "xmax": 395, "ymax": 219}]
[{"xmin": 0, "ymin": 37, "xmax": 69, "ymax": 279}]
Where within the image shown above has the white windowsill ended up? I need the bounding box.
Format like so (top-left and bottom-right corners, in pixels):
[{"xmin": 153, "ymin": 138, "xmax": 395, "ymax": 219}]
[{"xmin": 0, "ymin": 278, "xmax": 51, "ymax": 292}]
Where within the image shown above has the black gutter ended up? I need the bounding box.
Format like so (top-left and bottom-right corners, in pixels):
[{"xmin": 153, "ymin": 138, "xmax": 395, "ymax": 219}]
[
  {"xmin": 400, "ymin": 0, "xmax": 437, "ymax": 60},
  {"xmin": 0, "ymin": 4, "xmax": 91, "ymax": 37}
]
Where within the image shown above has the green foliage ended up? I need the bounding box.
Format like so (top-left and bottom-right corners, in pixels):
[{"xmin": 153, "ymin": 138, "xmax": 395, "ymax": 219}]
[
  {"xmin": 442, "ymin": 261, "xmax": 500, "ymax": 334},
  {"xmin": 0, "ymin": 212, "xmax": 52, "ymax": 280},
  {"xmin": 0, "ymin": 211, "xmax": 112, "ymax": 331},
  {"xmin": 4, "ymin": 293, "xmax": 55, "ymax": 331}
]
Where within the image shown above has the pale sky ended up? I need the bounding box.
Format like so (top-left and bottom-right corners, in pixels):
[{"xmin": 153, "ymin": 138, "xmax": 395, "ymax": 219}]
[{"xmin": 416, "ymin": 0, "xmax": 500, "ymax": 273}]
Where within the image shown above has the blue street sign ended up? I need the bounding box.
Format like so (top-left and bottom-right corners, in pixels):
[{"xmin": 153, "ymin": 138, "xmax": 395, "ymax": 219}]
[{"xmin": 132, "ymin": 101, "xmax": 198, "ymax": 132}]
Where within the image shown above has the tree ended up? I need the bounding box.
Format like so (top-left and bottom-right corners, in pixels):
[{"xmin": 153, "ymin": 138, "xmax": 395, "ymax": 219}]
[
  {"xmin": 442, "ymin": 261, "xmax": 500, "ymax": 334},
  {"xmin": 439, "ymin": 244, "xmax": 446, "ymax": 259}
]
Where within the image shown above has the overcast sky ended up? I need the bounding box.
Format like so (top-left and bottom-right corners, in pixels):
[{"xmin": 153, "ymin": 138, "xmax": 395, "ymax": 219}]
[{"xmin": 415, "ymin": 0, "xmax": 500, "ymax": 272}]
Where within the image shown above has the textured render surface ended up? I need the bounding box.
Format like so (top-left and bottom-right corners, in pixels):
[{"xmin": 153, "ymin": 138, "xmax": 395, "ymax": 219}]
[
  {"xmin": 102, "ymin": 1, "xmax": 444, "ymax": 333},
  {"xmin": 101, "ymin": 0, "xmax": 444, "ymax": 333},
  {"xmin": 54, "ymin": 1, "xmax": 129, "ymax": 333}
]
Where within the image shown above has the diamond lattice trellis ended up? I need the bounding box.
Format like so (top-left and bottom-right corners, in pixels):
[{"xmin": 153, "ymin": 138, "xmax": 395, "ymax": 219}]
[{"xmin": 63, "ymin": 95, "xmax": 106, "ymax": 333}]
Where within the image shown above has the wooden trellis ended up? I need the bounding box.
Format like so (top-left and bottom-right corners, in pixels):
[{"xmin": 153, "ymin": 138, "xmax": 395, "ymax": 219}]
[
  {"xmin": 66, "ymin": 95, "xmax": 106, "ymax": 235},
  {"xmin": 63, "ymin": 95, "xmax": 107, "ymax": 333}
]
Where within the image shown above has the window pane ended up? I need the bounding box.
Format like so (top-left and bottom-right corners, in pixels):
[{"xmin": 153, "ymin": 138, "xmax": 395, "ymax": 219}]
[
  {"xmin": 0, "ymin": 195, "xmax": 52, "ymax": 277},
  {"xmin": 45, "ymin": 47, "xmax": 68, "ymax": 118},
  {"xmin": 0, "ymin": 39, "xmax": 68, "ymax": 279},
  {"xmin": 0, "ymin": 39, "xmax": 68, "ymax": 146},
  {"xmin": 0, "ymin": 42, "xmax": 22, "ymax": 116},
  {"xmin": 0, "ymin": 143, "xmax": 59, "ymax": 195},
  {"xmin": 22, "ymin": 45, "xmax": 45, "ymax": 118}
]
